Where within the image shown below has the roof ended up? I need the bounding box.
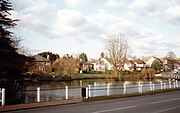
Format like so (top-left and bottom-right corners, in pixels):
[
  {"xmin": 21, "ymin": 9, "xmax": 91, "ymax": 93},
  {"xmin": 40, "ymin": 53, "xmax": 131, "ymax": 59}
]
[
  {"xmin": 125, "ymin": 60, "xmax": 134, "ymax": 64},
  {"xmin": 134, "ymin": 58, "xmax": 146, "ymax": 64},
  {"xmin": 34, "ymin": 55, "xmax": 50, "ymax": 62}
]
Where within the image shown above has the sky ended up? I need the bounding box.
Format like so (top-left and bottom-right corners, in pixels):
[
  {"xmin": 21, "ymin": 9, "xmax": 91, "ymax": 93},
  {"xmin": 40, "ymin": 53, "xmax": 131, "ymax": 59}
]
[{"xmin": 11, "ymin": 0, "xmax": 180, "ymax": 59}]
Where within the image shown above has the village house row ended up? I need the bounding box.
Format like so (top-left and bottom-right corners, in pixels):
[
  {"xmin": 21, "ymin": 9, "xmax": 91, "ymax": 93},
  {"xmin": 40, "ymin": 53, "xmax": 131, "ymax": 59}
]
[{"xmin": 29, "ymin": 53, "xmax": 180, "ymax": 75}]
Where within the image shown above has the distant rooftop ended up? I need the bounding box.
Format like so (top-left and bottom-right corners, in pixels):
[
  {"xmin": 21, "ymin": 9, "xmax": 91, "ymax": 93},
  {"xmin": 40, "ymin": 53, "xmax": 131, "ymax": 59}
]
[{"xmin": 34, "ymin": 55, "xmax": 50, "ymax": 62}]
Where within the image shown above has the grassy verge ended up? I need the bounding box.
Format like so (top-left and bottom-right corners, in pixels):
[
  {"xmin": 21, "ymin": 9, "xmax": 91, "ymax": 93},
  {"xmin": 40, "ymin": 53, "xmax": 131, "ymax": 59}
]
[
  {"xmin": 84, "ymin": 88, "xmax": 180, "ymax": 102},
  {"xmin": 76, "ymin": 74, "xmax": 112, "ymax": 79}
]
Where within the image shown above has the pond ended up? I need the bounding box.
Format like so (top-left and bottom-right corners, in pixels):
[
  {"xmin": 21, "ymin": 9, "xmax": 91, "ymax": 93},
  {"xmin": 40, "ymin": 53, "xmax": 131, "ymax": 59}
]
[{"xmin": 21, "ymin": 78, "xmax": 173, "ymax": 104}]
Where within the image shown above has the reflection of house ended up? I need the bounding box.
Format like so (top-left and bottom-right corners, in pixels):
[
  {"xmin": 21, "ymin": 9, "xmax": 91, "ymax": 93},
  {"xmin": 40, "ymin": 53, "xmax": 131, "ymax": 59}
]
[
  {"xmin": 93, "ymin": 58, "xmax": 113, "ymax": 71},
  {"xmin": 30, "ymin": 55, "xmax": 51, "ymax": 73}
]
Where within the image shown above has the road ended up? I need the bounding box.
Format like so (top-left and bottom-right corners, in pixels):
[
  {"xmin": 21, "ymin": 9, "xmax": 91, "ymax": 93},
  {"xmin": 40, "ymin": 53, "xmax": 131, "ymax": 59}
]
[{"xmin": 8, "ymin": 90, "xmax": 180, "ymax": 113}]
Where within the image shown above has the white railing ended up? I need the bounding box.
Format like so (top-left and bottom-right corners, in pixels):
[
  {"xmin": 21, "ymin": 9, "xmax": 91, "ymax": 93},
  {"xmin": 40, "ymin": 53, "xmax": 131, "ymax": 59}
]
[
  {"xmin": 1, "ymin": 79, "xmax": 180, "ymax": 106},
  {"xmin": 0, "ymin": 88, "xmax": 5, "ymax": 106}
]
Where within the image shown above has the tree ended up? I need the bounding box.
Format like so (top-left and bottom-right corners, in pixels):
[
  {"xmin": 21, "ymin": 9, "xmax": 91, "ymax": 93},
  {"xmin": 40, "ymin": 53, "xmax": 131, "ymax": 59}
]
[
  {"xmin": 0, "ymin": 0, "xmax": 32, "ymax": 105},
  {"xmin": 100, "ymin": 52, "xmax": 105, "ymax": 58},
  {"xmin": 52, "ymin": 56, "xmax": 79, "ymax": 78},
  {"xmin": 38, "ymin": 51, "xmax": 60, "ymax": 63},
  {"xmin": 79, "ymin": 53, "xmax": 88, "ymax": 62},
  {"xmin": 0, "ymin": 0, "xmax": 30, "ymax": 78},
  {"xmin": 141, "ymin": 68, "xmax": 155, "ymax": 79},
  {"xmin": 151, "ymin": 59, "xmax": 162, "ymax": 72},
  {"xmin": 106, "ymin": 34, "xmax": 129, "ymax": 78}
]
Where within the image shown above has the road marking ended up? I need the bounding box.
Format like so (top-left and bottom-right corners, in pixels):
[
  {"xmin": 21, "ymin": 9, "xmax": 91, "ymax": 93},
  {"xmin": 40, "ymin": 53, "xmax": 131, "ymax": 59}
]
[
  {"xmin": 154, "ymin": 106, "xmax": 180, "ymax": 113},
  {"xmin": 150, "ymin": 97, "xmax": 180, "ymax": 104},
  {"xmin": 91, "ymin": 105, "xmax": 137, "ymax": 113}
]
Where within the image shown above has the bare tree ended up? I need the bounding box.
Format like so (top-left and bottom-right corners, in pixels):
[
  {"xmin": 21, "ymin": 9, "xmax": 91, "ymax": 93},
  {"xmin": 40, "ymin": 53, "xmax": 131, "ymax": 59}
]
[{"xmin": 106, "ymin": 34, "xmax": 129, "ymax": 78}]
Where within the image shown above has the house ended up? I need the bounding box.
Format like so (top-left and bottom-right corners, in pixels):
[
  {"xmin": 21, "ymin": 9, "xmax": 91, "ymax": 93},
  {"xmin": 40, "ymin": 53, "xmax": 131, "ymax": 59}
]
[
  {"xmin": 123, "ymin": 60, "xmax": 134, "ymax": 71},
  {"xmin": 163, "ymin": 58, "xmax": 174, "ymax": 71},
  {"xmin": 29, "ymin": 55, "xmax": 51, "ymax": 73},
  {"xmin": 146, "ymin": 57, "xmax": 163, "ymax": 67},
  {"xmin": 93, "ymin": 57, "xmax": 113, "ymax": 71},
  {"xmin": 123, "ymin": 58, "xmax": 146, "ymax": 71},
  {"xmin": 79, "ymin": 62, "xmax": 94, "ymax": 73},
  {"xmin": 163, "ymin": 58, "xmax": 180, "ymax": 72},
  {"xmin": 134, "ymin": 58, "xmax": 146, "ymax": 71}
]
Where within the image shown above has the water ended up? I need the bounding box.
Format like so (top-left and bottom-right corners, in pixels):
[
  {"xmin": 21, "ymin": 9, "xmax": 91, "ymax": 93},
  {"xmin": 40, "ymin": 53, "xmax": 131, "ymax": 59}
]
[{"xmin": 22, "ymin": 79, "xmax": 170, "ymax": 104}]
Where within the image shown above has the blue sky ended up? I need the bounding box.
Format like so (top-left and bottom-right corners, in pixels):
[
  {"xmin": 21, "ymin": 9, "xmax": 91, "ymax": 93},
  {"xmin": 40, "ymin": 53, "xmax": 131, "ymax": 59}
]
[{"xmin": 11, "ymin": 0, "xmax": 180, "ymax": 59}]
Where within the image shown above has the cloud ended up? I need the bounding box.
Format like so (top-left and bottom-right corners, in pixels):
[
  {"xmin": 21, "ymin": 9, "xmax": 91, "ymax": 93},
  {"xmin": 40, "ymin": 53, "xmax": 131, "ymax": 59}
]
[
  {"xmin": 129, "ymin": 0, "xmax": 180, "ymax": 23},
  {"xmin": 104, "ymin": 0, "xmax": 124, "ymax": 8},
  {"xmin": 66, "ymin": 0, "xmax": 92, "ymax": 7},
  {"xmin": 12, "ymin": 0, "xmax": 56, "ymax": 13},
  {"xmin": 10, "ymin": 0, "xmax": 180, "ymax": 58},
  {"xmin": 130, "ymin": 29, "xmax": 180, "ymax": 57},
  {"xmin": 158, "ymin": 5, "xmax": 180, "ymax": 22},
  {"xmin": 53, "ymin": 9, "xmax": 104, "ymax": 41},
  {"xmin": 129, "ymin": 0, "xmax": 161, "ymax": 13},
  {"xmin": 56, "ymin": 9, "xmax": 86, "ymax": 27}
]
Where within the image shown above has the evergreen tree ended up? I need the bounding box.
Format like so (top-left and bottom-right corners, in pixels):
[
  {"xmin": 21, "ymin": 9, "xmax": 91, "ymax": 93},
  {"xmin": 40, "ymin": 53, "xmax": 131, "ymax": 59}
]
[
  {"xmin": 100, "ymin": 52, "xmax": 105, "ymax": 58},
  {"xmin": 0, "ymin": 0, "xmax": 28, "ymax": 78},
  {"xmin": 79, "ymin": 53, "xmax": 88, "ymax": 62}
]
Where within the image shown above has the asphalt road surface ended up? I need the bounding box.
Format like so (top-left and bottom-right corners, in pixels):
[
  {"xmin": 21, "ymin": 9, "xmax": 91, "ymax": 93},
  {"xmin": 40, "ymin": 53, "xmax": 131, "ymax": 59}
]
[{"xmin": 9, "ymin": 90, "xmax": 180, "ymax": 113}]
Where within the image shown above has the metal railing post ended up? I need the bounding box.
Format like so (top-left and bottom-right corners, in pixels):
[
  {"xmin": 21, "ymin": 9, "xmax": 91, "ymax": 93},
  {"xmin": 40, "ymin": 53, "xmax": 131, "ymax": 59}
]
[
  {"xmin": 140, "ymin": 84, "xmax": 143, "ymax": 93},
  {"xmin": 88, "ymin": 85, "xmax": 91, "ymax": 97},
  {"xmin": 150, "ymin": 82, "xmax": 152, "ymax": 91},
  {"xmin": 107, "ymin": 84, "xmax": 110, "ymax": 96},
  {"xmin": 138, "ymin": 82, "xmax": 141, "ymax": 93},
  {"xmin": 65, "ymin": 86, "xmax": 68, "ymax": 100},
  {"xmin": 2, "ymin": 88, "xmax": 5, "ymax": 106},
  {"xmin": 172, "ymin": 79, "xmax": 175, "ymax": 88},
  {"xmin": 37, "ymin": 87, "xmax": 40, "ymax": 103},
  {"xmin": 152, "ymin": 84, "xmax": 155, "ymax": 91},
  {"xmin": 160, "ymin": 81, "xmax": 163, "ymax": 89},
  {"xmin": 163, "ymin": 83, "xmax": 166, "ymax": 89},
  {"xmin": 176, "ymin": 80, "xmax": 178, "ymax": 88},
  {"xmin": 169, "ymin": 79, "xmax": 171, "ymax": 89},
  {"xmin": 123, "ymin": 83, "xmax": 126, "ymax": 94}
]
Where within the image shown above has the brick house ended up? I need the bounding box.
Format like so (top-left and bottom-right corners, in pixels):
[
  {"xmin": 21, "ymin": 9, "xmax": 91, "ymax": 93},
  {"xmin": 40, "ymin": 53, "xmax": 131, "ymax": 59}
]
[{"xmin": 29, "ymin": 55, "xmax": 51, "ymax": 73}]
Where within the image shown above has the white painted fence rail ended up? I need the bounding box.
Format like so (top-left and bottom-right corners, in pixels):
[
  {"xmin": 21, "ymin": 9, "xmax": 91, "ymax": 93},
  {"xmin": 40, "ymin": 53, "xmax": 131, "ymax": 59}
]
[
  {"xmin": 0, "ymin": 88, "xmax": 5, "ymax": 106},
  {"xmin": 1, "ymin": 79, "xmax": 180, "ymax": 106}
]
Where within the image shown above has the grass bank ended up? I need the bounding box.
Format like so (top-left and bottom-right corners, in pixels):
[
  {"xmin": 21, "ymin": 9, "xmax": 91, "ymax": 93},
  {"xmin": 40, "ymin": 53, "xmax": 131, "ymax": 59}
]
[{"xmin": 85, "ymin": 88, "xmax": 180, "ymax": 102}]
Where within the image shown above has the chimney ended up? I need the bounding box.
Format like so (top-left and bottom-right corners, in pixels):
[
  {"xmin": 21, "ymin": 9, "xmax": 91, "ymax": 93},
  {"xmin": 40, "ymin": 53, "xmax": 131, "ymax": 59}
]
[{"xmin": 47, "ymin": 55, "xmax": 49, "ymax": 60}]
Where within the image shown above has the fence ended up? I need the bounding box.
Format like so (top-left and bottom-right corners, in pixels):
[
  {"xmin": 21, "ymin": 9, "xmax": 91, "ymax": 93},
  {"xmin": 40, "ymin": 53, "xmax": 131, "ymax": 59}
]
[
  {"xmin": 0, "ymin": 88, "xmax": 5, "ymax": 106},
  {"xmin": 1, "ymin": 79, "xmax": 180, "ymax": 106}
]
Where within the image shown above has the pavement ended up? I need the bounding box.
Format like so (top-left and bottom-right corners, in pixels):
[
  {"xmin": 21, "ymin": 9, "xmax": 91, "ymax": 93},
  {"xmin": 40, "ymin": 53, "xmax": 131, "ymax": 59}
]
[{"xmin": 0, "ymin": 98, "xmax": 83, "ymax": 112}]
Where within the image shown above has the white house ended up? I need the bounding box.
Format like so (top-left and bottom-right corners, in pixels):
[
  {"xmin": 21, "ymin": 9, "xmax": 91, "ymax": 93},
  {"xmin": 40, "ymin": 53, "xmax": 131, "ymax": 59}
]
[
  {"xmin": 134, "ymin": 58, "xmax": 146, "ymax": 71},
  {"xmin": 146, "ymin": 57, "xmax": 162, "ymax": 67},
  {"xmin": 123, "ymin": 60, "xmax": 134, "ymax": 71},
  {"xmin": 93, "ymin": 58, "xmax": 113, "ymax": 71},
  {"xmin": 123, "ymin": 58, "xmax": 146, "ymax": 71}
]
